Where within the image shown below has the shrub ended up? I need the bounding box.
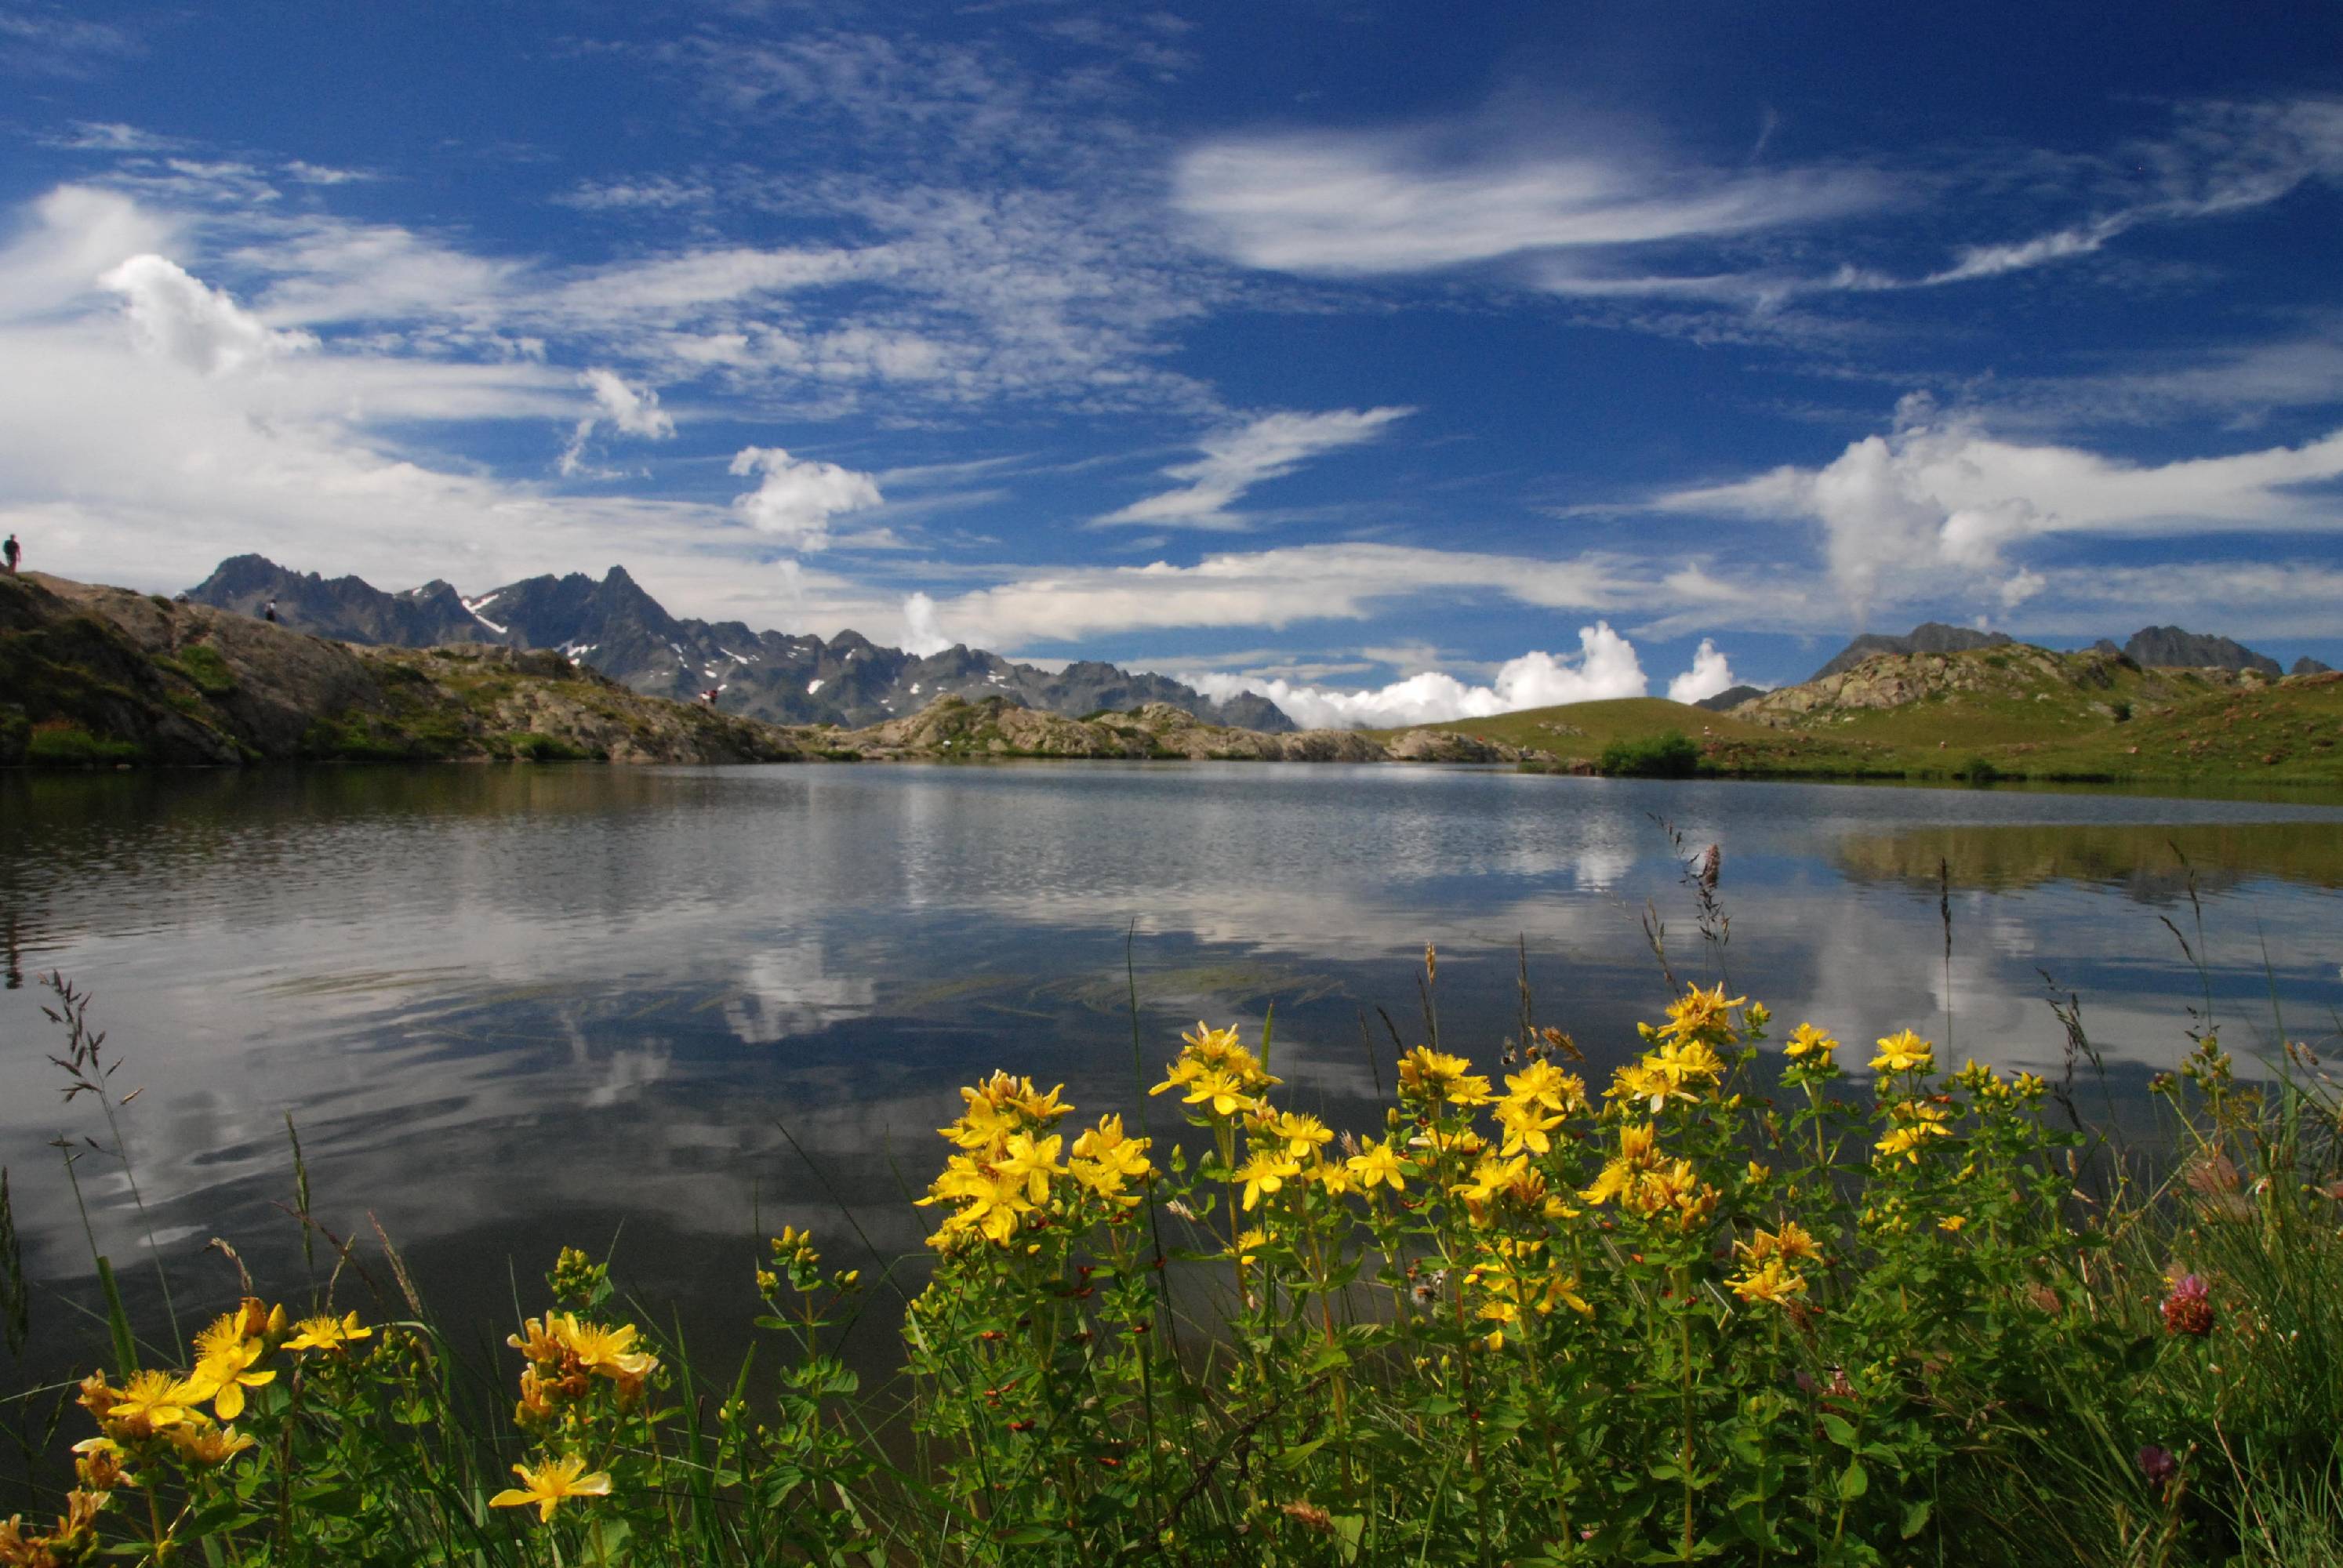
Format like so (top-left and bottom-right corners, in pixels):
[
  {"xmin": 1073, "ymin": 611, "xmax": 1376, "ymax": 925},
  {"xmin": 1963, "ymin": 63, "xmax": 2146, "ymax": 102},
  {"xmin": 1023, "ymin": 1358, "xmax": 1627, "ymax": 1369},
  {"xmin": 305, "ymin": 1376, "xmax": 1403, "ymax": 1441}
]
[
  {"xmin": 24, "ymin": 719, "xmax": 140, "ymax": 765},
  {"xmin": 1600, "ymin": 729, "xmax": 1702, "ymax": 777},
  {"xmin": 499, "ymin": 731, "xmax": 588, "ymax": 762},
  {"xmin": 1958, "ymin": 754, "xmax": 2003, "ymax": 786}
]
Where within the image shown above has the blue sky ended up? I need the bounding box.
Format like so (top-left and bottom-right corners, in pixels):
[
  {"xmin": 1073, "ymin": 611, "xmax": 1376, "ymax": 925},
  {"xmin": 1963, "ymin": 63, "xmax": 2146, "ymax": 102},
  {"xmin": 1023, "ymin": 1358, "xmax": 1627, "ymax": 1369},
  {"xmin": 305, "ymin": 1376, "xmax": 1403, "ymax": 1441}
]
[{"xmin": 2, "ymin": 1, "xmax": 2340, "ymax": 721}]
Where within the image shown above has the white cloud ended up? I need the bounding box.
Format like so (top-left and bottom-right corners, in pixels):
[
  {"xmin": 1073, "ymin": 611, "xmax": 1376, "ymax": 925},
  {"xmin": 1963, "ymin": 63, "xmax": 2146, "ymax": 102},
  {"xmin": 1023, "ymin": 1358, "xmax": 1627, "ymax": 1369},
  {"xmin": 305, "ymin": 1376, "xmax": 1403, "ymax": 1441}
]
[
  {"xmin": 900, "ymin": 590, "xmax": 951, "ymax": 655},
  {"xmin": 1175, "ymin": 126, "xmax": 1883, "ymax": 278},
  {"xmin": 928, "ymin": 542, "xmax": 1647, "ymax": 649},
  {"xmin": 727, "ymin": 447, "xmax": 883, "ymax": 550},
  {"xmin": 1097, "ymin": 406, "xmax": 1412, "ymax": 528},
  {"xmin": 1175, "ymin": 624, "xmax": 1648, "ymax": 729},
  {"xmin": 560, "ymin": 368, "xmax": 675, "ymax": 475},
  {"xmin": 0, "ymin": 185, "xmax": 177, "ymax": 319},
  {"xmin": 98, "ymin": 252, "xmax": 315, "ymax": 374},
  {"xmin": 1665, "ymin": 638, "xmax": 1738, "ymax": 703},
  {"xmin": 1660, "ymin": 397, "xmax": 2343, "ymax": 615}
]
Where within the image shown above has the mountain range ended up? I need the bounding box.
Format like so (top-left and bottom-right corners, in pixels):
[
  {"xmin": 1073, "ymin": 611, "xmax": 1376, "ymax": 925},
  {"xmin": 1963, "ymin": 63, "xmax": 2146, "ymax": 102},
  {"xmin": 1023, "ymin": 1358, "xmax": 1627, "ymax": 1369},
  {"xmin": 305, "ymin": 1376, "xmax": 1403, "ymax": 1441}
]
[
  {"xmin": 185, "ymin": 555, "xmax": 1296, "ymax": 732},
  {"xmin": 1809, "ymin": 622, "xmax": 2325, "ymax": 684}
]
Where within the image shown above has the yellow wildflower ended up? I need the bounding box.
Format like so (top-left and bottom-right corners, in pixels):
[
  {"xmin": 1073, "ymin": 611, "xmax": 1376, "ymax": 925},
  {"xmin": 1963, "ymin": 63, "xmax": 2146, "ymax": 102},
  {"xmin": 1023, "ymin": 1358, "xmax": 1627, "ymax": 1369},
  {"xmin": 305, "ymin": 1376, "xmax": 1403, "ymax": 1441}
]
[
  {"xmin": 943, "ymin": 1073, "xmax": 1070, "ymax": 1151},
  {"xmin": 1753, "ymin": 1220, "xmax": 1823, "ymax": 1264},
  {"xmin": 1938, "ymin": 1215, "xmax": 1967, "ymax": 1232},
  {"xmin": 1726, "ymin": 1256, "xmax": 1807, "ymax": 1307},
  {"xmin": 1492, "ymin": 1098, "xmax": 1560, "ymax": 1156},
  {"xmin": 1785, "ymin": 1023, "xmax": 1839, "ymax": 1064},
  {"xmin": 490, "ymin": 1453, "xmax": 613, "ymax": 1523},
  {"xmin": 1628, "ymin": 1160, "xmax": 1718, "ymax": 1229},
  {"xmin": 1503, "ymin": 1060, "xmax": 1587, "ymax": 1115},
  {"xmin": 285, "ymin": 1312, "xmax": 370, "ymax": 1353},
  {"xmin": 1871, "ymin": 1029, "xmax": 1934, "ymax": 1076},
  {"xmin": 1070, "ymin": 1114, "xmax": 1154, "ymax": 1205},
  {"xmin": 995, "ymin": 1131, "xmax": 1065, "ymax": 1205},
  {"xmin": 1397, "ymin": 1047, "xmax": 1494, "ymax": 1107},
  {"xmin": 101, "ymin": 1370, "xmax": 209, "ymax": 1432},
  {"xmin": 1235, "ymin": 1149, "xmax": 1302, "ymax": 1210},
  {"xmin": 1230, "ymin": 1228, "xmax": 1266, "ymax": 1266},
  {"xmin": 167, "ymin": 1424, "xmax": 257, "ymax": 1467},
  {"xmin": 1580, "ymin": 1122, "xmax": 1662, "ymax": 1207},
  {"xmin": 1654, "ymin": 983, "xmax": 1748, "ymax": 1050},
  {"xmin": 1264, "ymin": 1111, "xmax": 1334, "ymax": 1160},
  {"xmin": 550, "ymin": 1316, "xmax": 658, "ymax": 1382},
  {"xmin": 191, "ymin": 1331, "xmax": 276, "ymax": 1421},
  {"xmin": 1453, "ymin": 1152, "xmax": 1529, "ymax": 1211},
  {"xmin": 1345, "ymin": 1138, "xmax": 1408, "ymax": 1195}
]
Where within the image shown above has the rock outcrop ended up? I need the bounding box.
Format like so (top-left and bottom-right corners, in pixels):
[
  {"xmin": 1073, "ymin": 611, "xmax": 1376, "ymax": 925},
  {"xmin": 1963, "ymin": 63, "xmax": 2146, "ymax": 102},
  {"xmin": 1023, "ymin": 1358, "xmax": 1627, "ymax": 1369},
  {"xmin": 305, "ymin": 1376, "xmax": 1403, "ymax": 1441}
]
[
  {"xmin": 1811, "ymin": 623, "xmax": 2013, "ymax": 681},
  {"xmin": 2122, "ymin": 626, "xmax": 2283, "ymax": 679}
]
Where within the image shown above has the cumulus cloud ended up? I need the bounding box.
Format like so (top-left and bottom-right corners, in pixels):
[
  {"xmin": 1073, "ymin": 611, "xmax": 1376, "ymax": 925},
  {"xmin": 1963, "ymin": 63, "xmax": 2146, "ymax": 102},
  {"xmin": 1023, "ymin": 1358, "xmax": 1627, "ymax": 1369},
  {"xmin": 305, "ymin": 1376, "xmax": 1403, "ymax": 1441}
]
[
  {"xmin": 900, "ymin": 590, "xmax": 951, "ymax": 655},
  {"xmin": 1175, "ymin": 624, "xmax": 1647, "ymax": 729},
  {"xmin": 1097, "ymin": 406, "xmax": 1413, "ymax": 528},
  {"xmin": 560, "ymin": 367, "xmax": 675, "ymax": 476},
  {"xmin": 727, "ymin": 447, "xmax": 883, "ymax": 550},
  {"xmin": 1659, "ymin": 396, "xmax": 2343, "ymax": 615},
  {"xmin": 1665, "ymin": 639, "xmax": 1739, "ymax": 703},
  {"xmin": 99, "ymin": 253, "xmax": 316, "ymax": 375}
]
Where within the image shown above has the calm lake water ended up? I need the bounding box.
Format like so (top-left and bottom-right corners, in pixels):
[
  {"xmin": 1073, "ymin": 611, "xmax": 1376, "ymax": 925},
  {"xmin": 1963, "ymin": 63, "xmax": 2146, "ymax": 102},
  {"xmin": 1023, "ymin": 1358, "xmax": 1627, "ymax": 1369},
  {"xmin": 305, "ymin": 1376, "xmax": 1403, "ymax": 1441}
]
[{"xmin": 3, "ymin": 762, "xmax": 2341, "ymax": 1377}]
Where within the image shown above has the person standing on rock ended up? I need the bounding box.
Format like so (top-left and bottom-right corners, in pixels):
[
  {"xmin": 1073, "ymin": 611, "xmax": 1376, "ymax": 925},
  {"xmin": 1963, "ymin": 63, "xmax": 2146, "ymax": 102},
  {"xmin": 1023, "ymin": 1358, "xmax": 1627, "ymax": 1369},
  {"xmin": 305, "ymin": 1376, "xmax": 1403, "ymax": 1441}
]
[{"xmin": 2, "ymin": 534, "xmax": 18, "ymax": 575}]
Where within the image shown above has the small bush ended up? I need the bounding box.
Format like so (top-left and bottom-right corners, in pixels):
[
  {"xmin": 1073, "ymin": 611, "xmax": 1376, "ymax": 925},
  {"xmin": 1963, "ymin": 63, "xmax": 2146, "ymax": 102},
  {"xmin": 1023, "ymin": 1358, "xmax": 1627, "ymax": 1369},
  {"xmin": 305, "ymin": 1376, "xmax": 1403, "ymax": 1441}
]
[
  {"xmin": 499, "ymin": 731, "xmax": 588, "ymax": 762},
  {"xmin": 24, "ymin": 719, "xmax": 140, "ymax": 765},
  {"xmin": 1600, "ymin": 729, "xmax": 1702, "ymax": 777},
  {"xmin": 1958, "ymin": 754, "xmax": 2003, "ymax": 786}
]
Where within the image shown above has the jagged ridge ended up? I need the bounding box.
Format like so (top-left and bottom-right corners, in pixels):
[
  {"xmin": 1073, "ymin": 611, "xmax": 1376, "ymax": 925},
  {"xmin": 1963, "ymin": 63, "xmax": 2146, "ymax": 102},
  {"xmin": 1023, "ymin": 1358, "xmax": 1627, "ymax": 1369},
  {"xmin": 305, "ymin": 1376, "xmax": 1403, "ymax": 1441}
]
[{"xmin": 187, "ymin": 555, "xmax": 1295, "ymax": 732}]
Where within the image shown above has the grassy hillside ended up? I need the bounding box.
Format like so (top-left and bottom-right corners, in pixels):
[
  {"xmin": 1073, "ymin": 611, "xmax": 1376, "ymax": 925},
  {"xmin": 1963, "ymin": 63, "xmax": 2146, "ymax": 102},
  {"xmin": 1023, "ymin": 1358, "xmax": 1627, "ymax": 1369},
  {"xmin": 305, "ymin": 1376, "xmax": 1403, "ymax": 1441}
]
[
  {"xmin": 2, "ymin": 572, "xmax": 806, "ymax": 766},
  {"xmin": 1375, "ymin": 650, "xmax": 2343, "ymax": 786}
]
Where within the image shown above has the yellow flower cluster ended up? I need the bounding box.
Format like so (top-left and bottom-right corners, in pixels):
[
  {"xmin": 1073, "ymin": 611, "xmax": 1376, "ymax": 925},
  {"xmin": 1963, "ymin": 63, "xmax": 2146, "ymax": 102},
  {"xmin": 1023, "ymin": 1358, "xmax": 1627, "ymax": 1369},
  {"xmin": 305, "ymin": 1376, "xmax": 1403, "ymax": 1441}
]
[
  {"xmin": 47, "ymin": 1296, "xmax": 364, "ymax": 1555},
  {"xmin": 1154, "ymin": 1022, "xmax": 1281, "ymax": 1120},
  {"xmin": 1464, "ymin": 1236, "xmax": 1592, "ymax": 1348},
  {"xmin": 509, "ymin": 1311, "xmax": 660, "ymax": 1426},
  {"xmin": 921, "ymin": 1071, "xmax": 1156, "ymax": 1246},
  {"xmin": 1727, "ymin": 1221, "xmax": 1822, "ymax": 1307}
]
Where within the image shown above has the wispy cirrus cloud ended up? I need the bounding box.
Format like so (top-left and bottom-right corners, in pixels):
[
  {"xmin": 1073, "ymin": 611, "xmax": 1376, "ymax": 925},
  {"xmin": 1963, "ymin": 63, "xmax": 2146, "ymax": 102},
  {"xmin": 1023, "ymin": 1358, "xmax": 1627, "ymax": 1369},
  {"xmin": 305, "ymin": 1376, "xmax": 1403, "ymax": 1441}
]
[
  {"xmin": 1174, "ymin": 125, "xmax": 1883, "ymax": 278},
  {"xmin": 1095, "ymin": 407, "xmax": 1412, "ymax": 528},
  {"xmin": 1177, "ymin": 96, "xmax": 2343, "ymax": 310}
]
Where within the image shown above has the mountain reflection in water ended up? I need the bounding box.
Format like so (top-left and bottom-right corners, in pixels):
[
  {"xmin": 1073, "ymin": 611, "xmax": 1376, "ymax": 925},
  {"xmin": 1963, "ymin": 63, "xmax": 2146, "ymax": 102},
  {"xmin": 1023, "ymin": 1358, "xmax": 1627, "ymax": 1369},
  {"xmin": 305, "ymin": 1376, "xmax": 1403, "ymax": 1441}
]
[{"xmin": 2, "ymin": 763, "xmax": 2338, "ymax": 1381}]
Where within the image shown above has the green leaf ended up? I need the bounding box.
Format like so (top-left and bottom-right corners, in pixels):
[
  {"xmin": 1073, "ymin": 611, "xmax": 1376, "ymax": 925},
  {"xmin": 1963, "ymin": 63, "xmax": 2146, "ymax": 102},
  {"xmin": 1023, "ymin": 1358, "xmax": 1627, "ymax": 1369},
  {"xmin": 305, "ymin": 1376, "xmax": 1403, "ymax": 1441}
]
[
  {"xmin": 1331, "ymin": 1514, "xmax": 1365, "ymax": 1565},
  {"xmin": 1837, "ymin": 1459, "xmax": 1869, "ymax": 1502},
  {"xmin": 2120, "ymin": 1334, "xmax": 2160, "ymax": 1377},
  {"xmin": 1302, "ymin": 1341, "xmax": 1351, "ymax": 1375},
  {"xmin": 1901, "ymin": 1498, "xmax": 1934, "ymax": 1539},
  {"xmin": 1820, "ymin": 1413, "xmax": 1858, "ymax": 1448},
  {"xmin": 1275, "ymin": 1436, "xmax": 1329, "ymax": 1471}
]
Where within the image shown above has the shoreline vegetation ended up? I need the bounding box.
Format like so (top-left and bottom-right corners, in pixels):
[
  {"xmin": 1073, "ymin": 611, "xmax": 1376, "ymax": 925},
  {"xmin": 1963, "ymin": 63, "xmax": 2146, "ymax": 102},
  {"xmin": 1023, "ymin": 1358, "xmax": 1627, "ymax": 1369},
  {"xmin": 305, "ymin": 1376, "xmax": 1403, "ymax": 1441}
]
[
  {"xmin": 5, "ymin": 571, "xmax": 2339, "ymax": 790},
  {"xmin": 7, "ymin": 937, "xmax": 2342, "ymax": 1565}
]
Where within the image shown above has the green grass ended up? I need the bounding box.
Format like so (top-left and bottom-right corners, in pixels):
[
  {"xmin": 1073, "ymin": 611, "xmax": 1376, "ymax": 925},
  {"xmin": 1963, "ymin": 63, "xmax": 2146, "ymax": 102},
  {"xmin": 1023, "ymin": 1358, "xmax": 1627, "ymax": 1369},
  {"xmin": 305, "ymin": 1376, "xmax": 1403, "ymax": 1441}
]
[
  {"xmin": 1371, "ymin": 662, "xmax": 2343, "ymax": 786},
  {"xmin": 162, "ymin": 642, "xmax": 236, "ymax": 697},
  {"xmin": 24, "ymin": 720, "xmax": 142, "ymax": 765}
]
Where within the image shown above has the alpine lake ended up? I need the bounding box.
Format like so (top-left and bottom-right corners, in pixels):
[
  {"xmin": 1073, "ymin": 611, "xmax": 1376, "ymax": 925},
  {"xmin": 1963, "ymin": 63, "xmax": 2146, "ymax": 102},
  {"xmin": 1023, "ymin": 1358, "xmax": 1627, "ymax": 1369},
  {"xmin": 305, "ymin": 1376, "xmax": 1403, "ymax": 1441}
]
[{"xmin": 3, "ymin": 760, "xmax": 2340, "ymax": 1385}]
